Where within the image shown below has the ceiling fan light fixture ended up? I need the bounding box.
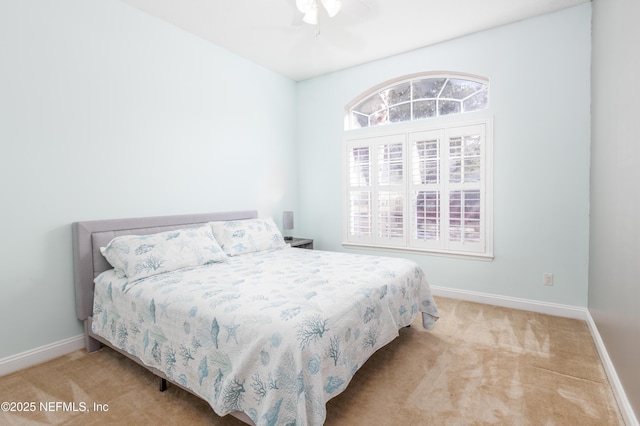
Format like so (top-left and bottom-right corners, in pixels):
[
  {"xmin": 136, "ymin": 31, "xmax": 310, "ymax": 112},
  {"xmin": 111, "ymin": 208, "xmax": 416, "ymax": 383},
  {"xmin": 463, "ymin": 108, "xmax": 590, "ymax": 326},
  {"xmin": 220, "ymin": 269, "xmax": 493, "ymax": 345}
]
[
  {"xmin": 320, "ymin": 0, "xmax": 342, "ymax": 17},
  {"xmin": 302, "ymin": 2, "xmax": 319, "ymax": 25},
  {"xmin": 296, "ymin": 0, "xmax": 315, "ymax": 14}
]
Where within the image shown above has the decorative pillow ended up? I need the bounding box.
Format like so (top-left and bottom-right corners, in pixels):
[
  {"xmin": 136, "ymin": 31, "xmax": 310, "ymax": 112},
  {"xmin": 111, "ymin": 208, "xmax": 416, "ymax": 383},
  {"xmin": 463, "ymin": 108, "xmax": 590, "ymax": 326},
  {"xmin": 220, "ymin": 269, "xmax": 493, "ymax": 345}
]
[
  {"xmin": 100, "ymin": 225, "xmax": 227, "ymax": 282},
  {"xmin": 209, "ymin": 217, "xmax": 286, "ymax": 256}
]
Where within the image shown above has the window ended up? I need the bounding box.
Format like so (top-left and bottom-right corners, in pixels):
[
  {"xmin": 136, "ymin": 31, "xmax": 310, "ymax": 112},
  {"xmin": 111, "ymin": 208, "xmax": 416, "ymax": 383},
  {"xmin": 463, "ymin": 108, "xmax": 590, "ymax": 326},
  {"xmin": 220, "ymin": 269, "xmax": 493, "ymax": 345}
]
[
  {"xmin": 348, "ymin": 74, "xmax": 488, "ymax": 130},
  {"xmin": 344, "ymin": 73, "xmax": 492, "ymax": 259}
]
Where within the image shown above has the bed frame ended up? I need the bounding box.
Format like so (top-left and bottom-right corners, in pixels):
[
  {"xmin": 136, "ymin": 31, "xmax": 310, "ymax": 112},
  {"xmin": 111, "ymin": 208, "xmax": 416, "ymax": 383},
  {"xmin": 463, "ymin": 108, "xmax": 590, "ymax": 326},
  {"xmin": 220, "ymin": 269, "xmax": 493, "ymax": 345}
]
[{"xmin": 72, "ymin": 210, "xmax": 258, "ymax": 424}]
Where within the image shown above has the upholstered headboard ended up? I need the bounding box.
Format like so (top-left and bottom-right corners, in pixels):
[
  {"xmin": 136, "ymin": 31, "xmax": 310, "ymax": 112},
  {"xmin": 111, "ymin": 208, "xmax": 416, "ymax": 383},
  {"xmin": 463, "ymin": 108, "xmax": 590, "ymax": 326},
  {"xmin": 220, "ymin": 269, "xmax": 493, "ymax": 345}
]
[{"xmin": 72, "ymin": 210, "xmax": 258, "ymax": 321}]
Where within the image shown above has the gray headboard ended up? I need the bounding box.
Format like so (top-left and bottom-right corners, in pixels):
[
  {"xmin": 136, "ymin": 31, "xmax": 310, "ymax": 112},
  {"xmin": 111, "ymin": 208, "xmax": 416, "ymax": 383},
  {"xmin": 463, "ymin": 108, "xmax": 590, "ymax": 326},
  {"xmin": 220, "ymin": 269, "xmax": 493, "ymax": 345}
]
[{"xmin": 72, "ymin": 210, "xmax": 258, "ymax": 321}]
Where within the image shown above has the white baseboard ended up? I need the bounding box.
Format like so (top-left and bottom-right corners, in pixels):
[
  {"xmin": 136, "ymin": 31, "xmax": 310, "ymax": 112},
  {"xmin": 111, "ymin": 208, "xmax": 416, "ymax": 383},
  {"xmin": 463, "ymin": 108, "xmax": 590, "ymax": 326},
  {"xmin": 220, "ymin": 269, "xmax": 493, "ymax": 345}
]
[
  {"xmin": 586, "ymin": 312, "xmax": 639, "ymax": 426},
  {"xmin": 431, "ymin": 285, "xmax": 638, "ymax": 426},
  {"xmin": 0, "ymin": 334, "xmax": 85, "ymax": 377},
  {"xmin": 430, "ymin": 285, "xmax": 588, "ymax": 319}
]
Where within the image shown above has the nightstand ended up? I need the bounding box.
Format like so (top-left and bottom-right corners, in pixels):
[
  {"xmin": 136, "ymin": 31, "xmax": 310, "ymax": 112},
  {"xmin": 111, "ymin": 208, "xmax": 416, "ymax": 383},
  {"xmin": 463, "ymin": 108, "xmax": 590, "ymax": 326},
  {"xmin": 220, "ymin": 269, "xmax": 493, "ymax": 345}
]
[{"xmin": 286, "ymin": 237, "xmax": 314, "ymax": 249}]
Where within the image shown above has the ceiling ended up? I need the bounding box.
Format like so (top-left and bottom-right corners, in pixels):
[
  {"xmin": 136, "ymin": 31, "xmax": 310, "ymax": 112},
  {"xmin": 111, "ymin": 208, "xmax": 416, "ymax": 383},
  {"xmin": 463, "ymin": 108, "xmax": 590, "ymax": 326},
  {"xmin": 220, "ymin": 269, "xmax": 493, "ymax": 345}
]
[{"xmin": 120, "ymin": 0, "xmax": 589, "ymax": 81}]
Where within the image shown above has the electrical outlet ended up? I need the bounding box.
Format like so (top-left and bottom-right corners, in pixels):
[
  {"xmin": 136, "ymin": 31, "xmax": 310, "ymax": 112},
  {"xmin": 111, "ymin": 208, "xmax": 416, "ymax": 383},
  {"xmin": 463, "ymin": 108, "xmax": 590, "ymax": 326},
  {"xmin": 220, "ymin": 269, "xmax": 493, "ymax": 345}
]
[{"xmin": 543, "ymin": 273, "xmax": 553, "ymax": 286}]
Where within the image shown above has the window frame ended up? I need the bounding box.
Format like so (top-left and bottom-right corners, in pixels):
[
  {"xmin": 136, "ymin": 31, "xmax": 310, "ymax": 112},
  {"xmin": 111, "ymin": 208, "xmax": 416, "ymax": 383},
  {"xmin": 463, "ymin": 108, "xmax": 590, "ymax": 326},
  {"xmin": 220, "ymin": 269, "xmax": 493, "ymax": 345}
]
[
  {"xmin": 343, "ymin": 114, "xmax": 494, "ymax": 261},
  {"xmin": 345, "ymin": 72, "xmax": 489, "ymax": 131}
]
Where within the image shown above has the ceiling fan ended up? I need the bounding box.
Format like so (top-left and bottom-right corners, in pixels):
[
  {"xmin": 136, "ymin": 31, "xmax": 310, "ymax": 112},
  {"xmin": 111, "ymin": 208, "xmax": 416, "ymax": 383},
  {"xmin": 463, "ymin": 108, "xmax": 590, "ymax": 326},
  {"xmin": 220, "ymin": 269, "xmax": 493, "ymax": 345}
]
[
  {"xmin": 296, "ymin": 0, "xmax": 342, "ymax": 25},
  {"xmin": 294, "ymin": 0, "xmax": 370, "ymax": 33}
]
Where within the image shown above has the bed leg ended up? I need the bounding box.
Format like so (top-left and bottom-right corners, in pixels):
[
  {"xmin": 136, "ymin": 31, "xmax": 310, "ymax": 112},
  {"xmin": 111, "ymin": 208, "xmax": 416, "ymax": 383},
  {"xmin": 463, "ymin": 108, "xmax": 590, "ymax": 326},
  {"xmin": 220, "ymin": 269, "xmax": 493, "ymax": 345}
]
[
  {"xmin": 159, "ymin": 378, "xmax": 167, "ymax": 392},
  {"xmin": 85, "ymin": 336, "xmax": 103, "ymax": 353},
  {"xmin": 84, "ymin": 321, "xmax": 103, "ymax": 353}
]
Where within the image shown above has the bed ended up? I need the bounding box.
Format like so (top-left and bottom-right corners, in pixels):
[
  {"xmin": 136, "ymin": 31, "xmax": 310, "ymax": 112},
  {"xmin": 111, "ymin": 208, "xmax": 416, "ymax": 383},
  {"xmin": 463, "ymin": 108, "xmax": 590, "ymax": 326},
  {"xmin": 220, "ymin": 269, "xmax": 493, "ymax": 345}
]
[{"xmin": 72, "ymin": 211, "xmax": 439, "ymax": 425}]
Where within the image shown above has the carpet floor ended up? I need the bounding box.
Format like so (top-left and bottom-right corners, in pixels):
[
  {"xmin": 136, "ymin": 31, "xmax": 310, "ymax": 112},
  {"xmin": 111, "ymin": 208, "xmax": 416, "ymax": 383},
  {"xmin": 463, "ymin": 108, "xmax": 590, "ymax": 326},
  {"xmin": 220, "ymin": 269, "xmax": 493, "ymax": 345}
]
[{"xmin": 0, "ymin": 297, "xmax": 624, "ymax": 425}]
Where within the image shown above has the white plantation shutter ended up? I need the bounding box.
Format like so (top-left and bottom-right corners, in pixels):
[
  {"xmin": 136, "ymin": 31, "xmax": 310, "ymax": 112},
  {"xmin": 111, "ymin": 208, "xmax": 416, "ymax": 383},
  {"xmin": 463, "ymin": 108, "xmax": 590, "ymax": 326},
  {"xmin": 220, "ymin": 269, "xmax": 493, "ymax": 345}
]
[
  {"xmin": 345, "ymin": 120, "xmax": 492, "ymax": 258},
  {"xmin": 409, "ymin": 130, "xmax": 443, "ymax": 249},
  {"xmin": 444, "ymin": 124, "xmax": 486, "ymax": 253},
  {"xmin": 348, "ymin": 145, "xmax": 372, "ymax": 241},
  {"xmin": 376, "ymin": 141, "xmax": 405, "ymax": 245},
  {"xmin": 346, "ymin": 135, "xmax": 406, "ymax": 246}
]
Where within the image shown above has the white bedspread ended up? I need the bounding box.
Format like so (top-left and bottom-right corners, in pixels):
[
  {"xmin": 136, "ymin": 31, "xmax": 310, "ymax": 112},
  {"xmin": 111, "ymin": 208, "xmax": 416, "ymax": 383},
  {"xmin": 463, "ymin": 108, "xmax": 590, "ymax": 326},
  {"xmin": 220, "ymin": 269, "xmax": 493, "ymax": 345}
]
[{"xmin": 92, "ymin": 246, "xmax": 439, "ymax": 425}]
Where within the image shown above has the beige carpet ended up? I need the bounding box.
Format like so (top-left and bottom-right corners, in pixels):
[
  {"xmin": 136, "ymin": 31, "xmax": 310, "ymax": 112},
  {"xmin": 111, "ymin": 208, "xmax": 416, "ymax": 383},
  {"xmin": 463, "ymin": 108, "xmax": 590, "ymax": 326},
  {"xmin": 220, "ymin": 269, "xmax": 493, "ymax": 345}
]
[{"xmin": 0, "ymin": 297, "xmax": 624, "ymax": 425}]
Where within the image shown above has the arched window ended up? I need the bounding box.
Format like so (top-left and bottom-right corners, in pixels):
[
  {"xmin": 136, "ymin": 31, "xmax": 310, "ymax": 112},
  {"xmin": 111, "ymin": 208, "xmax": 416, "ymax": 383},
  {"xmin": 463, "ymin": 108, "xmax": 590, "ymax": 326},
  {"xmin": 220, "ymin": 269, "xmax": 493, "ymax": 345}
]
[
  {"xmin": 344, "ymin": 72, "xmax": 493, "ymax": 259},
  {"xmin": 347, "ymin": 73, "xmax": 489, "ymax": 130}
]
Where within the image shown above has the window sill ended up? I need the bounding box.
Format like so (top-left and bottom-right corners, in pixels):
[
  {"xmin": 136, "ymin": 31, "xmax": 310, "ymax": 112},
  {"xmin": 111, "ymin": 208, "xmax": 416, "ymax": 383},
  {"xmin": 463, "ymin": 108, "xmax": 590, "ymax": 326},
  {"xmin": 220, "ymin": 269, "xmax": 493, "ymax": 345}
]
[{"xmin": 342, "ymin": 242, "xmax": 494, "ymax": 262}]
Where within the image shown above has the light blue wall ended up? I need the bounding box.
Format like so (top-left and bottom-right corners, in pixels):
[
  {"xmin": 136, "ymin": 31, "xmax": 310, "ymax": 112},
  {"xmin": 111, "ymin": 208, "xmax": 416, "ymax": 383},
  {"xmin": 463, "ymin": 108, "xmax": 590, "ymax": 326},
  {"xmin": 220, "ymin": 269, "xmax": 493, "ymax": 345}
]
[
  {"xmin": 0, "ymin": 0, "xmax": 297, "ymax": 358},
  {"xmin": 296, "ymin": 5, "xmax": 591, "ymax": 307},
  {"xmin": 0, "ymin": 1, "xmax": 592, "ymax": 361}
]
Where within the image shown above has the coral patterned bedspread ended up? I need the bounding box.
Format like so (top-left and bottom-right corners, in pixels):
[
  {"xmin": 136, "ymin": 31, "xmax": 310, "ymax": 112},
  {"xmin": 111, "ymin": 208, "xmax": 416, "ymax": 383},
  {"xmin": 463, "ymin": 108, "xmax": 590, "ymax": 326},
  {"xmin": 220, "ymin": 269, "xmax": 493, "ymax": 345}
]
[{"xmin": 92, "ymin": 246, "xmax": 439, "ymax": 426}]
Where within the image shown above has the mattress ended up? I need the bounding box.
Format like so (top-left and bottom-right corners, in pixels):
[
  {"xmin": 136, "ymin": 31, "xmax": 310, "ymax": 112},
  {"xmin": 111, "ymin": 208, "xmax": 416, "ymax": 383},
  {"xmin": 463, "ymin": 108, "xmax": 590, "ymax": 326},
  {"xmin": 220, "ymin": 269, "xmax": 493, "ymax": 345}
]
[{"xmin": 92, "ymin": 246, "xmax": 439, "ymax": 425}]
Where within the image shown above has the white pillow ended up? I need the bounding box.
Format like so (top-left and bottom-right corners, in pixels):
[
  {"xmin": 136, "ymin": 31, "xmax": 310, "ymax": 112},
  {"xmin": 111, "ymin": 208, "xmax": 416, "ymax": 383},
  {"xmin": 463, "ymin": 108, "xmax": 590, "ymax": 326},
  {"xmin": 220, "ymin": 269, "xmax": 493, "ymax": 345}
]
[
  {"xmin": 209, "ymin": 217, "xmax": 286, "ymax": 256},
  {"xmin": 100, "ymin": 225, "xmax": 227, "ymax": 282}
]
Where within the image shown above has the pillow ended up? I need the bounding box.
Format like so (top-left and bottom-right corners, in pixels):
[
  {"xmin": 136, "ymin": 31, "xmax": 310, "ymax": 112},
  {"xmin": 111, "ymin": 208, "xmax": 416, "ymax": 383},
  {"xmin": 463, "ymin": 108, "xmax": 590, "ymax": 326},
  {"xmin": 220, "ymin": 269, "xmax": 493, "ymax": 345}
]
[
  {"xmin": 100, "ymin": 225, "xmax": 227, "ymax": 282},
  {"xmin": 209, "ymin": 217, "xmax": 286, "ymax": 256}
]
